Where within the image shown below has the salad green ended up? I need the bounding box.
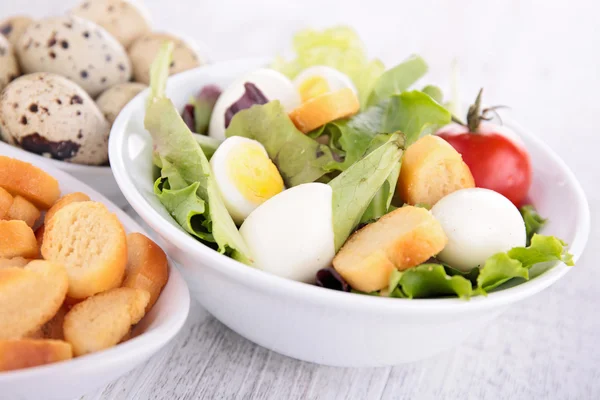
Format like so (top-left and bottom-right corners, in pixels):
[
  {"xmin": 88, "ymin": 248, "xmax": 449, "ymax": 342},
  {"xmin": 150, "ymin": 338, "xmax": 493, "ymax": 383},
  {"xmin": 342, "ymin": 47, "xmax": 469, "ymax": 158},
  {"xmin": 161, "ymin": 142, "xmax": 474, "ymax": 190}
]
[
  {"xmin": 329, "ymin": 134, "xmax": 404, "ymax": 250},
  {"xmin": 520, "ymin": 205, "xmax": 548, "ymax": 246},
  {"xmin": 146, "ymin": 42, "xmax": 253, "ymax": 264},
  {"xmin": 385, "ymin": 234, "xmax": 573, "ymax": 299}
]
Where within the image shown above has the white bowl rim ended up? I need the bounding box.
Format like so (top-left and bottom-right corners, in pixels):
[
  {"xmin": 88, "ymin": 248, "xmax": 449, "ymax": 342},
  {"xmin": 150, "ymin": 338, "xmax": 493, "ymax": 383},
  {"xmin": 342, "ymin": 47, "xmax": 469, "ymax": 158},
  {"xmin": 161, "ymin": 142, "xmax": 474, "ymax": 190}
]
[
  {"xmin": 0, "ymin": 144, "xmax": 190, "ymax": 380},
  {"xmin": 109, "ymin": 59, "xmax": 590, "ymax": 314},
  {"xmin": 0, "ymin": 140, "xmax": 111, "ymax": 174}
]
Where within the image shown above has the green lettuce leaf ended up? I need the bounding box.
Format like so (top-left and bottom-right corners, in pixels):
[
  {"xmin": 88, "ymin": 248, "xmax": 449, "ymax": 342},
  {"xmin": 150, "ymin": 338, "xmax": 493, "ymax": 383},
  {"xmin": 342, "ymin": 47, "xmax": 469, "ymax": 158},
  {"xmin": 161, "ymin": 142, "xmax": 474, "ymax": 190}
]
[
  {"xmin": 225, "ymin": 101, "xmax": 336, "ymax": 187},
  {"xmin": 382, "ymin": 91, "xmax": 452, "ymax": 146},
  {"xmin": 367, "ymin": 55, "xmax": 428, "ymax": 107},
  {"xmin": 270, "ymin": 26, "xmax": 385, "ymax": 106},
  {"xmin": 153, "ymin": 177, "xmax": 213, "ymax": 242},
  {"xmin": 421, "ymin": 85, "xmax": 444, "ymax": 104},
  {"xmin": 520, "ymin": 205, "xmax": 547, "ymax": 246},
  {"xmin": 477, "ymin": 234, "xmax": 573, "ymax": 293},
  {"xmin": 329, "ymin": 134, "xmax": 404, "ymax": 250},
  {"xmin": 321, "ymin": 101, "xmax": 388, "ymax": 171},
  {"xmin": 476, "ymin": 253, "xmax": 529, "ymax": 292},
  {"xmin": 315, "ymin": 90, "xmax": 451, "ymax": 174},
  {"xmin": 145, "ymin": 42, "xmax": 253, "ymax": 264},
  {"xmin": 390, "ymin": 264, "xmax": 473, "ymax": 299},
  {"xmin": 508, "ymin": 234, "xmax": 574, "ymax": 268},
  {"xmin": 193, "ymin": 133, "xmax": 221, "ymax": 160}
]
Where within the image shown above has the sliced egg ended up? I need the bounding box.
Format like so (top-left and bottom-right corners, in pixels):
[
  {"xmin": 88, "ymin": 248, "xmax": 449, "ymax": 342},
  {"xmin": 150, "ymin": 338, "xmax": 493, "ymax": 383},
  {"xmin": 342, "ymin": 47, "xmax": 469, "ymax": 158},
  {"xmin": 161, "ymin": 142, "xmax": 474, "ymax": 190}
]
[
  {"xmin": 293, "ymin": 66, "xmax": 357, "ymax": 103},
  {"xmin": 239, "ymin": 183, "xmax": 335, "ymax": 282},
  {"xmin": 210, "ymin": 136, "xmax": 284, "ymax": 224},
  {"xmin": 209, "ymin": 69, "xmax": 301, "ymax": 140},
  {"xmin": 431, "ymin": 188, "xmax": 526, "ymax": 272}
]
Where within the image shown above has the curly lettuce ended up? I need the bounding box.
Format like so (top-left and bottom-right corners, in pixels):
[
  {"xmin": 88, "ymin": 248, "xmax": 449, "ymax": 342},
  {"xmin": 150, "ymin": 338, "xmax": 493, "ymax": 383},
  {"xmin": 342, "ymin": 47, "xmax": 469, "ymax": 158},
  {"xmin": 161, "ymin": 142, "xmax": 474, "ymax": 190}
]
[
  {"xmin": 381, "ymin": 234, "xmax": 574, "ymax": 299},
  {"xmin": 146, "ymin": 42, "xmax": 253, "ymax": 265}
]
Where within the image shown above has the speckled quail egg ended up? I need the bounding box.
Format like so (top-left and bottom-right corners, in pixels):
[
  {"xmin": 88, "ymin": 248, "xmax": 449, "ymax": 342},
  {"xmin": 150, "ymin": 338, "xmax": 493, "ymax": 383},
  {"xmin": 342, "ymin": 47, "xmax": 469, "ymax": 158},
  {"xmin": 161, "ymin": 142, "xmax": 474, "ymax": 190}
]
[
  {"xmin": 0, "ymin": 16, "xmax": 34, "ymax": 47},
  {"xmin": 16, "ymin": 16, "xmax": 132, "ymax": 97},
  {"xmin": 95, "ymin": 82, "xmax": 146, "ymax": 124},
  {"xmin": 0, "ymin": 73, "xmax": 110, "ymax": 165},
  {"xmin": 0, "ymin": 35, "xmax": 20, "ymax": 92},
  {"xmin": 70, "ymin": 0, "xmax": 151, "ymax": 48},
  {"xmin": 128, "ymin": 32, "xmax": 202, "ymax": 85}
]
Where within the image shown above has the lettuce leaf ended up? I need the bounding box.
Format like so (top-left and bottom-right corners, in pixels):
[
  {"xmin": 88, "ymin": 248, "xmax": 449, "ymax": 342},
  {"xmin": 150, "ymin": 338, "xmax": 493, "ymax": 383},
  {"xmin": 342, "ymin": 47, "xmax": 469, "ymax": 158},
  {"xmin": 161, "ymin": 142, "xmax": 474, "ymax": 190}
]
[
  {"xmin": 382, "ymin": 91, "xmax": 452, "ymax": 146},
  {"xmin": 388, "ymin": 264, "xmax": 473, "ymax": 299},
  {"xmin": 477, "ymin": 234, "xmax": 573, "ymax": 293},
  {"xmin": 271, "ymin": 26, "xmax": 385, "ymax": 106},
  {"xmin": 224, "ymin": 101, "xmax": 336, "ymax": 186},
  {"xmin": 145, "ymin": 42, "xmax": 253, "ymax": 264},
  {"xmin": 367, "ymin": 55, "xmax": 428, "ymax": 107},
  {"xmin": 193, "ymin": 85, "xmax": 221, "ymax": 135},
  {"xmin": 315, "ymin": 90, "xmax": 451, "ymax": 173},
  {"xmin": 193, "ymin": 133, "xmax": 221, "ymax": 160},
  {"xmin": 153, "ymin": 177, "xmax": 213, "ymax": 242},
  {"xmin": 508, "ymin": 234, "xmax": 574, "ymax": 268},
  {"xmin": 520, "ymin": 205, "xmax": 547, "ymax": 246},
  {"xmin": 476, "ymin": 253, "xmax": 529, "ymax": 292},
  {"xmin": 421, "ymin": 85, "xmax": 444, "ymax": 104},
  {"xmin": 329, "ymin": 134, "xmax": 404, "ymax": 250}
]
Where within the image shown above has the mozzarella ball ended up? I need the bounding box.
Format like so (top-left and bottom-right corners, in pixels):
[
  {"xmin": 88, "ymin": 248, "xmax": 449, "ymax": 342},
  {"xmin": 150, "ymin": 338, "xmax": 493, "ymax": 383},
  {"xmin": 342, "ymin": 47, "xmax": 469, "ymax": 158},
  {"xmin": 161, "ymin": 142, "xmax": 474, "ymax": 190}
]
[
  {"xmin": 239, "ymin": 183, "xmax": 335, "ymax": 282},
  {"xmin": 293, "ymin": 66, "xmax": 357, "ymax": 103},
  {"xmin": 431, "ymin": 188, "xmax": 526, "ymax": 271},
  {"xmin": 210, "ymin": 136, "xmax": 284, "ymax": 224},
  {"xmin": 209, "ymin": 69, "xmax": 301, "ymax": 140}
]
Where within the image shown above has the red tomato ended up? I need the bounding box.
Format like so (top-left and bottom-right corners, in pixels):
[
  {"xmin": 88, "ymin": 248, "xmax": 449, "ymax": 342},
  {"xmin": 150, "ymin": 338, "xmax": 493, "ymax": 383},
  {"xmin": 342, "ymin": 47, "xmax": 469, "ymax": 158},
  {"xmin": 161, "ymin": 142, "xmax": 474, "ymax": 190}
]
[{"xmin": 438, "ymin": 129, "xmax": 532, "ymax": 206}]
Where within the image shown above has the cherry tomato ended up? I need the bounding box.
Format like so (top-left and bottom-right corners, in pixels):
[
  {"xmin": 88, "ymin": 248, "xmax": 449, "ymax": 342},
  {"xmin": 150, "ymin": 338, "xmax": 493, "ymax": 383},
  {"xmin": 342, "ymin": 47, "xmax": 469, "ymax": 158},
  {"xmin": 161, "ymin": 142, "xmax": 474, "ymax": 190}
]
[{"xmin": 438, "ymin": 130, "xmax": 532, "ymax": 206}]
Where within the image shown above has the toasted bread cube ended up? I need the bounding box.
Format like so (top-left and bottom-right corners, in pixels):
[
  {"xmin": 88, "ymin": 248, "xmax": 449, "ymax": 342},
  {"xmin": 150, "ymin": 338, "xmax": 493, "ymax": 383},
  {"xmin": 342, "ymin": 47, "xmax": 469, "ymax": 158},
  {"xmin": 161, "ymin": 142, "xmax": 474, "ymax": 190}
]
[
  {"xmin": 0, "ymin": 156, "xmax": 60, "ymax": 209},
  {"xmin": 333, "ymin": 206, "xmax": 447, "ymax": 292},
  {"xmin": 0, "ymin": 260, "xmax": 68, "ymax": 339},
  {"xmin": 123, "ymin": 233, "xmax": 169, "ymax": 312},
  {"xmin": 44, "ymin": 192, "xmax": 90, "ymax": 225},
  {"xmin": 397, "ymin": 135, "xmax": 474, "ymax": 206},
  {"xmin": 0, "ymin": 257, "xmax": 30, "ymax": 269},
  {"xmin": 0, "ymin": 339, "xmax": 72, "ymax": 371},
  {"xmin": 6, "ymin": 195, "xmax": 41, "ymax": 228},
  {"xmin": 41, "ymin": 202, "xmax": 127, "ymax": 299},
  {"xmin": 0, "ymin": 220, "xmax": 38, "ymax": 258},
  {"xmin": 0, "ymin": 187, "xmax": 13, "ymax": 219},
  {"xmin": 63, "ymin": 287, "xmax": 150, "ymax": 356}
]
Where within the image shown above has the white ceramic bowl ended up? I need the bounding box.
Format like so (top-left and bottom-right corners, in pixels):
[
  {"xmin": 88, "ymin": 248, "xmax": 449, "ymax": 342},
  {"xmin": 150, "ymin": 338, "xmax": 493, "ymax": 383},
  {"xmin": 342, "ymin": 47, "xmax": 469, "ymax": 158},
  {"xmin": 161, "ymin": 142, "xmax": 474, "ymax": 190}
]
[
  {"xmin": 109, "ymin": 59, "xmax": 590, "ymax": 367},
  {"xmin": 0, "ymin": 141, "xmax": 128, "ymax": 208},
  {"xmin": 0, "ymin": 144, "xmax": 190, "ymax": 399}
]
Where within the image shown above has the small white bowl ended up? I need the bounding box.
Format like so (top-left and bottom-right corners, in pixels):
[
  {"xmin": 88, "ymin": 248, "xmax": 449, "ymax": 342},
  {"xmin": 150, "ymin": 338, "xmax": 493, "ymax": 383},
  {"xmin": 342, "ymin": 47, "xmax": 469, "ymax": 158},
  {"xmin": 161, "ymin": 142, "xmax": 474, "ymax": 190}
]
[
  {"xmin": 0, "ymin": 141, "xmax": 128, "ymax": 208},
  {"xmin": 109, "ymin": 59, "xmax": 590, "ymax": 367},
  {"xmin": 0, "ymin": 144, "xmax": 190, "ymax": 399}
]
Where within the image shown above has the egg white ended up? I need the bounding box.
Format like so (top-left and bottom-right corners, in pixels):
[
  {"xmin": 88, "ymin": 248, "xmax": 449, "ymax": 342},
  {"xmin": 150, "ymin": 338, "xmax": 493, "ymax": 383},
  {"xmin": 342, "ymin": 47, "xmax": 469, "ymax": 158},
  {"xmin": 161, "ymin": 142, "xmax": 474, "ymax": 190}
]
[
  {"xmin": 431, "ymin": 188, "xmax": 526, "ymax": 271},
  {"xmin": 210, "ymin": 136, "xmax": 283, "ymax": 224},
  {"xmin": 209, "ymin": 69, "xmax": 301, "ymax": 140},
  {"xmin": 239, "ymin": 183, "xmax": 336, "ymax": 282}
]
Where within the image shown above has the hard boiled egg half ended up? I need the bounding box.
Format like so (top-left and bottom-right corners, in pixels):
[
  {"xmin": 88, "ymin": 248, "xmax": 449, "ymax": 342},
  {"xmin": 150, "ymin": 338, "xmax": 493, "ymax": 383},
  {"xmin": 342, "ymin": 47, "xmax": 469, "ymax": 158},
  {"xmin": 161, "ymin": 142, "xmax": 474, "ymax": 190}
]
[
  {"xmin": 210, "ymin": 136, "xmax": 284, "ymax": 224},
  {"xmin": 431, "ymin": 188, "xmax": 526, "ymax": 272},
  {"xmin": 209, "ymin": 69, "xmax": 301, "ymax": 140}
]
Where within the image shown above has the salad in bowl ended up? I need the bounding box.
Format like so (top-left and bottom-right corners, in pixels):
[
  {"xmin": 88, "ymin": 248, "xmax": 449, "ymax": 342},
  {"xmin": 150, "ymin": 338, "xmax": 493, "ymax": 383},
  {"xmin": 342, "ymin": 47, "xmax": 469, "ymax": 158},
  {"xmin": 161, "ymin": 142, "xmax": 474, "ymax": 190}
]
[{"xmin": 144, "ymin": 27, "xmax": 574, "ymax": 300}]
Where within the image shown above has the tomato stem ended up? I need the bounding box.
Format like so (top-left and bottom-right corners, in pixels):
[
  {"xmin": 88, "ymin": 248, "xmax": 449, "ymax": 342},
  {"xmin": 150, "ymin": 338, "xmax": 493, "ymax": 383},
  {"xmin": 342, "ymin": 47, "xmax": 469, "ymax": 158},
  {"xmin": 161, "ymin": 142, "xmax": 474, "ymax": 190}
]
[{"xmin": 467, "ymin": 88, "xmax": 484, "ymax": 132}]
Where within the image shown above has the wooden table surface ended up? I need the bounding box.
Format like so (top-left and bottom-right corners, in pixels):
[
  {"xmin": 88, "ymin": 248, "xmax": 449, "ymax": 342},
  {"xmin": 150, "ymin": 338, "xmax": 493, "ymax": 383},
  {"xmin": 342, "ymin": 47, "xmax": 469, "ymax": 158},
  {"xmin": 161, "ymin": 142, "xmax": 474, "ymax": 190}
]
[{"xmin": 2, "ymin": 0, "xmax": 598, "ymax": 398}]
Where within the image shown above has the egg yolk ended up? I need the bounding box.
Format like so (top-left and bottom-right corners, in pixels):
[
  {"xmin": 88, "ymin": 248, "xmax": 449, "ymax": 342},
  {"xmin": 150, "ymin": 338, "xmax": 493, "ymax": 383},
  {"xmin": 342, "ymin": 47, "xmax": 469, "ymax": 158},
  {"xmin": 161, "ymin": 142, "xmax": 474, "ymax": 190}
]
[
  {"xmin": 298, "ymin": 76, "xmax": 330, "ymax": 103},
  {"xmin": 227, "ymin": 143, "xmax": 284, "ymax": 204}
]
